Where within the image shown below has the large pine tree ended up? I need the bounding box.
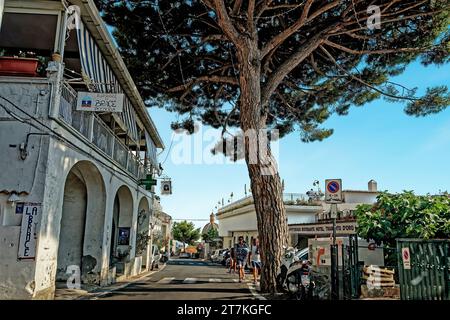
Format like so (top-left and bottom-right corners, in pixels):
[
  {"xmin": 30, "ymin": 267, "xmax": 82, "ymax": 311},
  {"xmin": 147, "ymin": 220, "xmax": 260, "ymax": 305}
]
[{"xmin": 94, "ymin": 0, "xmax": 450, "ymax": 293}]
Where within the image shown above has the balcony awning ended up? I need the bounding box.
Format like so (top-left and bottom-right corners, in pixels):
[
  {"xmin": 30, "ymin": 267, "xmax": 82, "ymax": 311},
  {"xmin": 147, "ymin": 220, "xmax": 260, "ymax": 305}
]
[
  {"xmin": 145, "ymin": 130, "xmax": 158, "ymax": 167},
  {"xmin": 75, "ymin": 19, "xmax": 139, "ymax": 142}
]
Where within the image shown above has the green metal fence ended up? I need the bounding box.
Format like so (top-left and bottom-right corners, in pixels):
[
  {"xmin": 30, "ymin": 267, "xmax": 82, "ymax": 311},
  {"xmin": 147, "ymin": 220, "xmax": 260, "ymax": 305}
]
[{"xmin": 396, "ymin": 239, "xmax": 450, "ymax": 300}]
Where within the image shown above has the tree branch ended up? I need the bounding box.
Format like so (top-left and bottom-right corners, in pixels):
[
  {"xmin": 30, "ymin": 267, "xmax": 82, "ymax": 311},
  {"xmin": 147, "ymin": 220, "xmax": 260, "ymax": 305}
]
[
  {"xmin": 319, "ymin": 45, "xmax": 418, "ymax": 102},
  {"xmin": 213, "ymin": 0, "xmax": 241, "ymax": 44},
  {"xmin": 261, "ymin": 25, "xmax": 340, "ymax": 106},
  {"xmin": 167, "ymin": 75, "xmax": 238, "ymax": 93},
  {"xmin": 232, "ymin": 0, "xmax": 244, "ymax": 16},
  {"xmin": 324, "ymin": 40, "xmax": 424, "ymax": 55},
  {"xmin": 261, "ymin": 0, "xmax": 314, "ymax": 58}
]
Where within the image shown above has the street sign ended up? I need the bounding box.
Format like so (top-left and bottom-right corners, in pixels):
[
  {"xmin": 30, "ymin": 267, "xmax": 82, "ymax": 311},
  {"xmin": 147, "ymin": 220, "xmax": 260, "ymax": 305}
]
[
  {"xmin": 18, "ymin": 203, "xmax": 42, "ymax": 259},
  {"xmin": 139, "ymin": 174, "xmax": 157, "ymax": 190},
  {"xmin": 76, "ymin": 92, "xmax": 124, "ymax": 112},
  {"xmin": 402, "ymin": 247, "xmax": 411, "ymax": 270},
  {"xmin": 161, "ymin": 180, "xmax": 172, "ymax": 195},
  {"xmin": 325, "ymin": 179, "xmax": 342, "ymax": 203}
]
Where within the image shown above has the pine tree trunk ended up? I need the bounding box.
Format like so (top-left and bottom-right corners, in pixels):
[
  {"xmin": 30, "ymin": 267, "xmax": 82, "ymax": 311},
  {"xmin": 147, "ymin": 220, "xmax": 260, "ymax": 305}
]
[{"xmin": 237, "ymin": 41, "xmax": 288, "ymax": 294}]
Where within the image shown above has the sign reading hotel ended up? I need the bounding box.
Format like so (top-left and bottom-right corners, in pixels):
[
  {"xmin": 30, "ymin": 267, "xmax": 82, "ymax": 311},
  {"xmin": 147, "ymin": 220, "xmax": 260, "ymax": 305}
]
[
  {"xmin": 325, "ymin": 179, "xmax": 342, "ymax": 203},
  {"xmin": 76, "ymin": 92, "xmax": 124, "ymax": 112},
  {"xmin": 290, "ymin": 220, "xmax": 357, "ymax": 236},
  {"xmin": 18, "ymin": 203, "xmax": 42, "ymax": 259}
]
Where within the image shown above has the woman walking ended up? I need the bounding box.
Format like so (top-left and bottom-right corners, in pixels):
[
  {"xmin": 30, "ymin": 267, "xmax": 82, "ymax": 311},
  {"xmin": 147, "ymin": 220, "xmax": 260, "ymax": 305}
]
[
  {"xmin": 235, "ymin": 236, "xmax": 249, "ymax": 282},
  {"xmin": 249, "ymin": 238, "xmax": 261, "ymax": 284}
]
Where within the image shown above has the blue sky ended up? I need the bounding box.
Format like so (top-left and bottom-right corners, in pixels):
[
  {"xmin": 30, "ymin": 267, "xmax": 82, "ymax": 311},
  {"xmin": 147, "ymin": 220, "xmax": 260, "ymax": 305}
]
[{"xmin": 149, "ymin": 61, "xmax": 450, "ymax": 230}]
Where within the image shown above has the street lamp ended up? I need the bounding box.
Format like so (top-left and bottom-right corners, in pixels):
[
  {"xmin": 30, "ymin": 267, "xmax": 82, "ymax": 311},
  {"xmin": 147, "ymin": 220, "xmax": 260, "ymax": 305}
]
[{"xmin": 306, "ymin": 180, "xmax": 324, "ymax": 202}]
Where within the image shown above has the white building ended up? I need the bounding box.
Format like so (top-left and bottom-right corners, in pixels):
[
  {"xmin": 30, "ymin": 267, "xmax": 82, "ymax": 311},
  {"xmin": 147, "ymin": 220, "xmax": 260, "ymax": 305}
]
[
  {"xmin": 217, "ymin": 193, "xmax": 322, "ymax": 249},
  {"xmin": 217, "ymin": 181, "xmax": 379, "ymax": 249},
  {"xmin": 0, "ymin": 0, "xmax": 164, "ymax": 299}
]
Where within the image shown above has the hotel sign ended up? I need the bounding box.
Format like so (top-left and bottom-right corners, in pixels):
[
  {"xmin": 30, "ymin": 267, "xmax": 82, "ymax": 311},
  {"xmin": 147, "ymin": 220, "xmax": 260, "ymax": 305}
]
[
  {"xmin": 18, "ymin": 203, "xmax": 42, "ymax": 259},
  {"xmin": 76, "ymin": 92, "xmax": 124, "ymax": 112},
  {"xmin": 290, "ymin": 220, "xmax": 357, "ymax": 236}
]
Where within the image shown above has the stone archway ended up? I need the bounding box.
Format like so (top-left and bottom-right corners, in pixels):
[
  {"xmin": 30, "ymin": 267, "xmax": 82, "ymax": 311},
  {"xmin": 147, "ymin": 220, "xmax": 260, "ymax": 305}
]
[
  {"xmin": 56, "ymin": 160, "xmax": 106, "ymax": 285},
  {"xmin": 110, "ymin": 185, "xmax": 134, "ymax": 275}
]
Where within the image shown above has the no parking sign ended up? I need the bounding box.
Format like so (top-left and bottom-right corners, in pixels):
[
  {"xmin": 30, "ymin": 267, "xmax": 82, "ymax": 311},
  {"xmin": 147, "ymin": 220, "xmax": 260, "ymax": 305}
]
[
  {"xmin": 325, "ymin": 179, "xmax": 342, "ymax": 203},
  {"xmin": 402, "ymin": 247, "xmax": 411, "ymax": 270}
]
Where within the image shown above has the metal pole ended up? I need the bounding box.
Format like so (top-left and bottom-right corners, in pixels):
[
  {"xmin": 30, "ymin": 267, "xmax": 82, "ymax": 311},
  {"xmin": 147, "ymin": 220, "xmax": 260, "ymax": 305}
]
[{"xmin": 331, "ymin": 203, "xmax": 337, "ymax": 246}]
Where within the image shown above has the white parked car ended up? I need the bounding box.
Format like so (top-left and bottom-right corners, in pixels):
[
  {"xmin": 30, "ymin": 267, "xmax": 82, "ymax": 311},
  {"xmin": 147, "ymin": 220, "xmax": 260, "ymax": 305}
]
[{"xmin": 210, "ymin": 249, "xmax": 227, "ymax": 263}]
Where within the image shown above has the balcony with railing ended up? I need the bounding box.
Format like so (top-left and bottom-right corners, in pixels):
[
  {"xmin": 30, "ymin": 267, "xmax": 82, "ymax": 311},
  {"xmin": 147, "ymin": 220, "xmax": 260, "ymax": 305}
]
[{"xmin": 59, "ymin": 82, "xmax": 150, "ymax": 180}]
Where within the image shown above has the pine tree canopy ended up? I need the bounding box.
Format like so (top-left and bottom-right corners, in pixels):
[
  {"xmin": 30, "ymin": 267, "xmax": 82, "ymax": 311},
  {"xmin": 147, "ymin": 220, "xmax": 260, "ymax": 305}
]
[{"xmin": 94, "ymin": 0, "xmax": 450, "ymax": 141}]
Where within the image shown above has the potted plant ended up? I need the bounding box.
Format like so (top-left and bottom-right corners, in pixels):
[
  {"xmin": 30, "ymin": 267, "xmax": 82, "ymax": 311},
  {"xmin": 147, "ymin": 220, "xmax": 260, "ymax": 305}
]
[
  {"xmin": 51, "ymin": 51, "xmax": 62, "ymax": 63},
  {"xmin": 0, "ymin": 50, "xmax": 39, "ymax": 76}
]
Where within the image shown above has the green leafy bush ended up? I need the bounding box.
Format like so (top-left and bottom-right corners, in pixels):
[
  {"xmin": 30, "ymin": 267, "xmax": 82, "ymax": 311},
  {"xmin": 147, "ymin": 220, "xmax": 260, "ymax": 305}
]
[{"xmin": 356, "ymin": 191, "xmax": 450, "ymax": 246}]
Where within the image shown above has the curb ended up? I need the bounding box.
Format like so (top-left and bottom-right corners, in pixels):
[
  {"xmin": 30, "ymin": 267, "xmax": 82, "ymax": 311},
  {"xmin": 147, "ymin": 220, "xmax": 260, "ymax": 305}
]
[{"xmin": 77, "ymin": 263, "xmax": 167, "ymax": 300}]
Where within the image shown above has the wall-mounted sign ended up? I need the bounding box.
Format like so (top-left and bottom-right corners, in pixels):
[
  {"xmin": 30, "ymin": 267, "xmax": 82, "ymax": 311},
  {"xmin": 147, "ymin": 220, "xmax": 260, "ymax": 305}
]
[
  {"xmin": 402, "ymin": 247, "xmax": 411, "ymax": 270},
  {"xmin": 18, "ymin": 203, "xmax": 42, "ymax": 259},
  {"xmin": 325, "ymin": 179, "xmax": 342, "ymax": 203},
  {"xmin": 161, "ymin": 180, "xmax": 172, "ymax": 195},
  {"xmin": 76, "ymin": 92, "xmax": 124, "ymax": 112},
  {"xmin": 289, "ymin": 220, "xmax": 356, "ymax": 236},
  {"xmin": 118, "ymin": 227, "xmax": 130, "ymax": 245},
  {"xmin": 139, "ymin": 174, "xmax": 157, "ymax": 191}
]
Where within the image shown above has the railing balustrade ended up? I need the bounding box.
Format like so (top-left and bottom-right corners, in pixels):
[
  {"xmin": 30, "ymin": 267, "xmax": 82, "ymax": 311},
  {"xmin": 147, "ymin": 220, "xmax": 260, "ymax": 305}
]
[{"xmin": 58, "ymin": 82, "xmax": 149, "ymax": 180}]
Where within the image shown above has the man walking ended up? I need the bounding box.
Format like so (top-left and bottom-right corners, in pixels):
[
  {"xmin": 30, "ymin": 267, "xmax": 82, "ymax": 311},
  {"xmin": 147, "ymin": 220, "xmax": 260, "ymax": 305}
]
[
  {"xmin": 249, "ymin": 238, "xmax": 261, "ymax": 284},
  {"xmin": 235, "ymin": 236, "xmax": 249, "ymax": 283}
]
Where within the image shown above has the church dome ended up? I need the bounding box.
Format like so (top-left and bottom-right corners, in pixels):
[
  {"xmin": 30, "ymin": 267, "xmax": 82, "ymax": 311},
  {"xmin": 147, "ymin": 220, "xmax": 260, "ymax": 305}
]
[{"xmin": 202, "ymin": 212, "xmax": 219, "ymax": 234}]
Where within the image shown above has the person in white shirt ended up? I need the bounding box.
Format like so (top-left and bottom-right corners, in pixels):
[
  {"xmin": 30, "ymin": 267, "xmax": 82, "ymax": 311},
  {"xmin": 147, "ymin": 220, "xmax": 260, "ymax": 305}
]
[{"xmin": 249, "ymin": 238, "xmax": 261, "ymax": 284}]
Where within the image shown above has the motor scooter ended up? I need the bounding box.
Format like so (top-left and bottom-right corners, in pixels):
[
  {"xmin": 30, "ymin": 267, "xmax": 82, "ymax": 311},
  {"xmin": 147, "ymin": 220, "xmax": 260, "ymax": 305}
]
[
  {"xmin": 275, "ymin": 246, "xmax": 299, "ymax": 291},
  {"xmin": 285, "ymin": 259, "xmax": 315, "ymax": 300}
]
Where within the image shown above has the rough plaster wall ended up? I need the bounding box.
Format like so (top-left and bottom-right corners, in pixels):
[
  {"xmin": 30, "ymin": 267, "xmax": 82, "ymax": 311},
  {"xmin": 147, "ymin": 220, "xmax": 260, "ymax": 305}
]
[
  {"xmin": 81, "ymin": 162, "xmax": 106, "ymax": 277},
  {"xmin": 0, "ymin": 82, "xmax": 51, "ymax": 299},
  {"xmin": 33, "ymin": 138, "xmax": 71, "ymax": 298},
  {"xmin": 1, "ymin": 81, "xmax": 157, "ymax": 296},
  {"xmin": 0, "ymin": 82, "xmax": 51, "ymax": 193},
  {"xmin": 117, "ymin": 187, "xmax": 133, "ymax": 228},
  {"xmin": 56, "ymin": 172, "xmax": 87, "ymax": 281}
]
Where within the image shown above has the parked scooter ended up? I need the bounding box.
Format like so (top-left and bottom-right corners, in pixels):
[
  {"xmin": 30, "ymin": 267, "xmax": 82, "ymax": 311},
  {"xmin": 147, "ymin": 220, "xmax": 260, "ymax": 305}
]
[
  {"xmin": 276, "ymin": 246, "xmax": 300, "ymax": 291},
  {"xmin": 285, "ymin": 259, "xmax": 315, "ymax": 300},
  {"xmin": 276, "ymin": 246, "xmax": 315, "ymax": 300}
]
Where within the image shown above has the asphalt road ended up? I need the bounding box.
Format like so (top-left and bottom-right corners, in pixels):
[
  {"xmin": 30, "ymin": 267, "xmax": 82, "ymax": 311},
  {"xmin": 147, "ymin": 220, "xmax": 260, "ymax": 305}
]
[{"xmin": 93, "ymin": 258, "xmax": 259, "ymax": 300}]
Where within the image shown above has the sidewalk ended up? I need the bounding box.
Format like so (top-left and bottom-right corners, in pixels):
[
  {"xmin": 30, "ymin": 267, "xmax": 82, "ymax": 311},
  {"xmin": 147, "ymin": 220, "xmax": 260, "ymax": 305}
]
[{"xmin": 54, "ymin": 264, "xmax": 166, "ymax": 300}]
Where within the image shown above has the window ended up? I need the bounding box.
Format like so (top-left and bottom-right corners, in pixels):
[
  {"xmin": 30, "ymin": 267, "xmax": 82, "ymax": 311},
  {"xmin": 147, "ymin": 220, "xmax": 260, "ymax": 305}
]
[{"xmin": 0, "ymin": 12, "xmax": 59, "ymax": 52}]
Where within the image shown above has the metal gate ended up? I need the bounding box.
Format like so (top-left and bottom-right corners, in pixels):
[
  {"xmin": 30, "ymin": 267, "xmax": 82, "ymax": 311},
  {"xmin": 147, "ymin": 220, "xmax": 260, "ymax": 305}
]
[
  {"xmin": 330, "ymin": 235, "xmax": 361, "ymax": 299},
  {"xmin": 397, "ymin": 239, "xmax": 450, "ymax": 300},
  {"xmin": 342, "ymin": 235, "xmax": 360, "ymax": 299}
]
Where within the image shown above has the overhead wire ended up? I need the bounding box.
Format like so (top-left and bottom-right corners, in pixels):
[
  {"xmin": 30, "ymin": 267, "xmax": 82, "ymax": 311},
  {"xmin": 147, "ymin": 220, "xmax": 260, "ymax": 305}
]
[{"xmin": 0, "ymin": 95, "xmax": 148, "ymax": 185}]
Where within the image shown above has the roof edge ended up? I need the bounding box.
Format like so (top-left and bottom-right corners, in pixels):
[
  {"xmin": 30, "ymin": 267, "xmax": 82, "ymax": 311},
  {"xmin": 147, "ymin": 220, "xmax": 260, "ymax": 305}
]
[{"xmin": 81, "ymin": 0, "xmax": 164, "ymax": 149}]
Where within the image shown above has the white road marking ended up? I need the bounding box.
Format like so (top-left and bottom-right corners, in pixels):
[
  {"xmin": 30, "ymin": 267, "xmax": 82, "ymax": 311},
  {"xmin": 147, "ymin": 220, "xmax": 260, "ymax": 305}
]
[
  {"xmin": 157, "ymin": 277, "xmax": 175, "ymax": 284},
  {"xmin": 183, "ymin": 278, "xmax": 197, "ymax": 284},
  {"xmin": 209, "ymin": 278, "xmax": 222, "ymax": 283},
  {"xmin": 247, "ymin": 282, "xmax": 267, "ymax": 300}
]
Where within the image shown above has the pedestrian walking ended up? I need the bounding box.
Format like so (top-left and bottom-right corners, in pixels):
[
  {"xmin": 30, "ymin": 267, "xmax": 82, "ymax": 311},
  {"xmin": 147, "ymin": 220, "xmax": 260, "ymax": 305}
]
[
  {"xmin": 249, "ymin": 238, "xmax": 261, "ymax": 284},
  {"xmin": 235, "ymin": 236, "xmax": 249, "ymax": 282},
  {"xmin": 228, "ymin": 247, "xmax": 236, "ymax": 273}
]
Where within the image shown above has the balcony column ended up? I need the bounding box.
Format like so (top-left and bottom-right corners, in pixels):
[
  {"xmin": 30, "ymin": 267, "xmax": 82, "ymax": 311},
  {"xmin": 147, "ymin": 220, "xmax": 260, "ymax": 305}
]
[
  {"xmin": 110, "ymin": 118, "xmax": 116, "ymax": 157},
  {"xmin": 88, "ymin": 114, "xmax": 95, "ymax": 142}
]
